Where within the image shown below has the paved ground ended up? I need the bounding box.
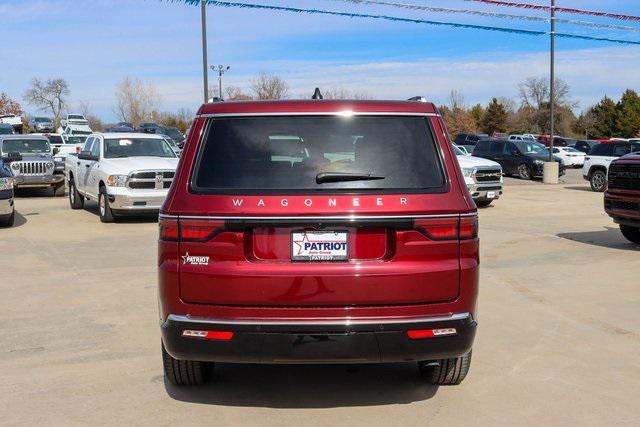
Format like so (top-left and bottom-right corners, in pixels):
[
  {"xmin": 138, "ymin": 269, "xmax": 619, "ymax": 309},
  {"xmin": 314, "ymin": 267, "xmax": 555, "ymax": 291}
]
[{"xmin": 1, "ymin": 169, "xmax": 639, "ymax": 426}]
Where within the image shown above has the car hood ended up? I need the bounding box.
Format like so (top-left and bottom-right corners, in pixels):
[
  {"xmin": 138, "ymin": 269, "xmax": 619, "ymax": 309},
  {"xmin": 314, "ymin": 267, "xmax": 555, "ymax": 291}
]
[
  {"xmin": 14, "ymin": 153, "xmax": 52, "ymax": 161},
  {"xmin": 456, "ymin": 155, "xmax": 501, "ymax": 169},
  {"xmin": 100, "ymin": 156, "xmax": 179, "ymax": 174}
]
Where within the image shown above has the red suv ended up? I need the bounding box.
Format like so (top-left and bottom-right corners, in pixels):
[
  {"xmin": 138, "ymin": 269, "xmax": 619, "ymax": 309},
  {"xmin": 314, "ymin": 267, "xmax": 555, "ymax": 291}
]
[
  {"xmin": 604, "ymin": 152, "xmax": 640, "ymax": 244},
  {"xmin": 158, "ymin": 100, "xmax": 479, "ymax": 386}
]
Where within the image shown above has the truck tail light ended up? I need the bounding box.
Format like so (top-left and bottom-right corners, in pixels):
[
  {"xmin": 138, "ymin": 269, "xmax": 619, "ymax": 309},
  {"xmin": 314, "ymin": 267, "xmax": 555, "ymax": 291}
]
[
  {"xmin": 414, "ymin": 216, "xmax": 478, "ymax": 240},
  {"xmin": 159, "ymin": 218, "xmax": 225, "ymax": 242},
  {"xmin": 182, "ymin": 330, "xmax": 234, "ymax": 341},
  {"xmin": 407, "ymin": 328, "xmax": 457, "ymax": 339}
]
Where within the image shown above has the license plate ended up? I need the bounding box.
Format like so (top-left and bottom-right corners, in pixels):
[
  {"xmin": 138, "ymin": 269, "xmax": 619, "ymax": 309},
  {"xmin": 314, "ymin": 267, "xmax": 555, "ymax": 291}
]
[
  {"xmin": 291, "ymin": 231, "xmax": 348, "ymax": 261},
  {"xmin": 487, "ymin": 191, "xmax": 496, "ymax": 199}
]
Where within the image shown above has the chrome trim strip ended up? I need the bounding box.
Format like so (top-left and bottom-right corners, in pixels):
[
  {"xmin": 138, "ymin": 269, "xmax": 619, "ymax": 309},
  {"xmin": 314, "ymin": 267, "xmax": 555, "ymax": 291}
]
[
  {"xmin": 159, "ymin": 212, "xmax": 477, "ymax": 221},
  {"xmin": 167, "ymin": 312, "xmax": 470, "ymax": 326},
  {"xmin": 197, "ymin": 112, "xmax": 440, "ymax": 118}
]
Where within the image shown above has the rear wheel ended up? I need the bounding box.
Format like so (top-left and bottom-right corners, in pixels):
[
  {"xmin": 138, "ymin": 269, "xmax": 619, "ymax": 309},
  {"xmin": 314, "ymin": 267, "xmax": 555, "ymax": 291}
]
[
  {"xmin": 419, "ymin": 350, "xmax": 472, "ymax": 385},
  {"xmin": 68, "ymin": 179, "xmax": 84, "ymax": 209},
  {"xmin": 590, "ymin": 170, "xmax": 607, "ymax": 192},
  {"xmin": 162, "ymin": 343, "xmax": 211, "ymax": 386},
  {"xmin": 475, "ymin": 200, "xmax": 493, "ymax": 208},
  {"xmin": 620, "ymin": 225, "xmax": 640, "ymax": 244},
  {"xmin": 517, "ymin": 163, "xmax": 532, "ymax": 180},
  {"xmin": 98, "ymin": 186, "xmax": 116, "ymax": 223}
]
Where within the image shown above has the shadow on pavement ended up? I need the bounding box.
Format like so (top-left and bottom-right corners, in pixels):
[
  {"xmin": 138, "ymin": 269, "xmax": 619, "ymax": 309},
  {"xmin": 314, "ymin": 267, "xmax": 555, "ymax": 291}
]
[
  {"xmin": 557, "ymin": 227, "xmax": 639, "ymax": 250},
  {"xmin": 165, "ymin": 363, "xmax": 438, "ymax": 408},
  {"xmin": 14, "ymin": 188, "xmax": 59, "ymax": 198},
  {"xmin": 563, "ymin": 185, "xmax": 593, "ymax": 192},
  {"xmin": 12, "ymin": 211, "xmax": 28, "ymax": 228},
  {"xmin": 83, "ymin": 200, "xmax": 159, "ymax": 223}
]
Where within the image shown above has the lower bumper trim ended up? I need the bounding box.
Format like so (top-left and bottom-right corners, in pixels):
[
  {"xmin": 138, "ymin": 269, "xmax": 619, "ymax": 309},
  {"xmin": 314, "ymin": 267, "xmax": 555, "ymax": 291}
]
[{"xmin": 161, "ymin": 312, "xmax": 476, "ymax": 364}]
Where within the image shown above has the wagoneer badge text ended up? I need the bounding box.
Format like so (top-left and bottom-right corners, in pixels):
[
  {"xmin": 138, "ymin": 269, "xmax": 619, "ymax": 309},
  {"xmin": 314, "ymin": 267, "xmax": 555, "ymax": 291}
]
[{"xmin": 231, "ymin": 197, "xmax": 409, "ymax": 208}]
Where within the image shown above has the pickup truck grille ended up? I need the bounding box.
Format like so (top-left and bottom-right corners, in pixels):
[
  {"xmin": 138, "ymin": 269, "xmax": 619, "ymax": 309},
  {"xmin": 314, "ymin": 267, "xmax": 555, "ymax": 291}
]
[
  {"xmin": 608, "ymin": 164, "xmax": 640, "ymax": 190},
  {"xmin": 474, "ymin": 169, "xmax": 502, "ymax": 183},
  {"xmin": 16, "ymin": 161, "xmax": 48, "ymax": 175},
  {"xmin": 127, "ymin": 171, "xmax": 175, "ymax": 190}
]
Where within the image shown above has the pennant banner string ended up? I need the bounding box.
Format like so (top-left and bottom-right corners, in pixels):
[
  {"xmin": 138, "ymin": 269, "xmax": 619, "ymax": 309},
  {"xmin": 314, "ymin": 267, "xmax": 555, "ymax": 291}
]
[
  {"xmin": 327, "ymin": 0, "xmax": 640, "ymax": 32},
  {"xmin": 175, "ymin": 1, "xmax": 640, "ymax": 45},
  {"xmin": 464, "ymin": 0, "xmax": 640, "ymax": 23}
]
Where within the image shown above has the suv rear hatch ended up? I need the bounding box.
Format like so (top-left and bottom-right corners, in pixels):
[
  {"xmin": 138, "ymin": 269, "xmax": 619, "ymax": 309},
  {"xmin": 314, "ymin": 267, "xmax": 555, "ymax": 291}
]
[{"xmin": 168, "ymin": 114, "xmax": 474, "ymax": 307}]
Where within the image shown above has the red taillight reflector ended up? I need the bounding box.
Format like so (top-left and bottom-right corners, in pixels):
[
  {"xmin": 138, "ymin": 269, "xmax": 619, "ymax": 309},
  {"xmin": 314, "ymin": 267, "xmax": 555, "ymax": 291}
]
[
  {"xmin": 180, "ymin": 219, "xmax": 225, "ymax": 242},
  {"xmin": 407, "ymin": 328, "xmax": 457, "ymax": 339},
  {"xmin": 414, "ymin": 218, "xmax": 459, "ymax": 240},
  {"xmin": 159, "ymin": 218, "xmax": 179, "ymax": 241},
  {"xmin": 459, "ymin": 216, "xmax": 478, "ymax": 240},
  {"xmin": 182, "ymin": 330, "xmax": 234, "ymax": 341}
]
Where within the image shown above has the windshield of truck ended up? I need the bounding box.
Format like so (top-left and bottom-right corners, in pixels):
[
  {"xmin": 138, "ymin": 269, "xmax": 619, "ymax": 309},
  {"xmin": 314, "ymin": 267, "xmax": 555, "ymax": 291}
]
[
  {"xmin": 47, "ymin": 135, "xmax": 63, "ymax": 145},
  {"xmin": 35, "ymin": 117, "xmax": 52, "ymax": 123},
  {"xmin": 1, "ymin": 139, "xmax": 50, "ymax": 154},
  {"xmin": 68, "ymin": 115, "xmax": 84, "ymax": 120},
  {"xmin": 65, "ymin": 136, "xmax": 87, "ymax": 145},
  {"xmin": 103, "ymin": 137, "xmax": 176, "ymax": 158},
  {"xmin": 192, "ymin": 116, "xmax": 446, "ymax": 193},
  {"xmin": 513, "ymin": 140, "xmax": 544, "ymax": 154}
]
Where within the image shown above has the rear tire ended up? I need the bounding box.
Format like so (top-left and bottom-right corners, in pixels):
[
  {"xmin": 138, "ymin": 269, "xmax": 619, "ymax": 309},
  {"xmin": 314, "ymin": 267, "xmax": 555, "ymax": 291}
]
[
  {"xmin": 590, "ymin": 170, "xmax": 607, "ymax": 192},
  {"xmin": 620, "ymin": 225, "xmax": 640, "ymax": 244},
  {"xmin": 419, "ymin": 350, "xmax": 472, "ymax": 385},
  {"xmin": 162, "ymin": 343, "xmax": 210, "ymax": 386},
  {"xmin": 475, "ymin": 200, "xmax": 493, "ymax": 208},
  {"xmin": 517, "ymin": 163, "xmax": 532, "ymax": 180},
  {"xmin": 98, "ymin": 186, "xmax": 115, "ymax": 223},
  {"xmin": 68, "ymin": 179, "xmax": 84, "ymax": 209}
]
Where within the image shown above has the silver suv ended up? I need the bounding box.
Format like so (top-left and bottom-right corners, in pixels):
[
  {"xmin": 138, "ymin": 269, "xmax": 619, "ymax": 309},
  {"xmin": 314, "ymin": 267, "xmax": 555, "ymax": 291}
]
[{"xmin": 0, "ymin": 135, "xmax": 65, "ymax": 196}]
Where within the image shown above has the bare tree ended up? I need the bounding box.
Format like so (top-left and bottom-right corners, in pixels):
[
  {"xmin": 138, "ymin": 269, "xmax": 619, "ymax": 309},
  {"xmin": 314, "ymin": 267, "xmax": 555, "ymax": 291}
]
[
  {"xmin": 225, "ymin": 86, "xmax": 253, "ymax": 101},
  {"xmin": 114, "ymin": 77, "xmax": 161, "ymax": 127},
  {"xmin": 250, "ymin": 73, "xmax": 289, "ymax": 100},
  {"xmin": 0, "ymin": 92, "xmax": 23, "ymax": 116},
  {"xmin": 449, "ymin": 89, "xmax": 465, "ymax": 110},
  {"xmin": 519, "ymin": 76, "xmax": 576, "ymax": 109},
  {"xmin": 323, "ymin": 87, "xmax": 372, "ymax": 100},
  {"xmin": 23, "ymin": 78, "xmax": 69, "ymax": 127}
]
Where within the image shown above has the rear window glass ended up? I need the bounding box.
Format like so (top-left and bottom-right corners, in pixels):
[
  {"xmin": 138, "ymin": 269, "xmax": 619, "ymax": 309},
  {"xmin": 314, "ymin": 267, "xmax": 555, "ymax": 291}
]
[
  {"xmin": 589, "ymin": 144, "xmax": 612, "ymax": 156},
  {"xmin": 47, "ymin": 135, "xmax": 63, "ymax": 145},
  {"xmin": 192, "ymin": 116, "xmax": 446, "ymax": 193}
]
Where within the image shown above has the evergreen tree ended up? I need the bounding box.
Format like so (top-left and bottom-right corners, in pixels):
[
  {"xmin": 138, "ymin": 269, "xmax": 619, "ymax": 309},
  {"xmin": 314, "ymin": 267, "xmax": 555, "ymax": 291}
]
[
  {"xmin": 469, "ymin": 103, "xmax": 485, "ymax": 130},
  {"xmin": 591, "ymin": 96, "xmax": 618, "ymax": 138},
  {"xmin": 615, "ymin": 89, "xmax": 640, "ymax": 138},
  {"xmin": 481, "ymin": 98, "xmax": 508, "ymax": 135}
]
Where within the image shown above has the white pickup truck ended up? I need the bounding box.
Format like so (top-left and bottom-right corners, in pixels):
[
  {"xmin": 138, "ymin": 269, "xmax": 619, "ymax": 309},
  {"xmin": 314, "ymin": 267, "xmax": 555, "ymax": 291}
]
[
  {"xmin": 65, "ymin": 133, "xmax": 179, "ymax": 222},
  {"xmin": 58, "ymin": 113, "xmax": 92, "ymax": 136},
  {"xmin": 0, "ymin": 114, "xmax": 23, "ymax": 133},
  {"xmin": 453, "ymin": 145, "xmax": 504, "ymax": 207}
]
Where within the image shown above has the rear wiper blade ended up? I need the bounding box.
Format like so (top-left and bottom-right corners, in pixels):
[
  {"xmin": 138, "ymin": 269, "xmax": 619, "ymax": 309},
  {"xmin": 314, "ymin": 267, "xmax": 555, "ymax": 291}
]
[{"xmin": 316, "ymin": 172, "xmax": 385, "ymax": 184}]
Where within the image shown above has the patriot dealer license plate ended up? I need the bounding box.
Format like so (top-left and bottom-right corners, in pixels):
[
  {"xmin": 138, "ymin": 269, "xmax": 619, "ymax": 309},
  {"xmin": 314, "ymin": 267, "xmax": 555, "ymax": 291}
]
[{"xmin": 291, "ymin": 231, "xmax": 348, "ymax": 261}]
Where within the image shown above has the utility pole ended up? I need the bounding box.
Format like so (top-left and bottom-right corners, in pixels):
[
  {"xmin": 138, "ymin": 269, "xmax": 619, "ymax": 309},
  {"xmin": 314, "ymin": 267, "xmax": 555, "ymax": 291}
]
[
  {"xmin": 543, "ymin": 0, "xmax": 559, "ymax": 183},
  {"xmin": 211, "ymin": 65, "xmax": 230, "ymax": 99},
  {"xmin": 549, "ymin": 0, "xmax": 555, "ymax": 163},
  {"xmin": 201, "ymin": 0, "xmax": 209, "ymax": 103}
]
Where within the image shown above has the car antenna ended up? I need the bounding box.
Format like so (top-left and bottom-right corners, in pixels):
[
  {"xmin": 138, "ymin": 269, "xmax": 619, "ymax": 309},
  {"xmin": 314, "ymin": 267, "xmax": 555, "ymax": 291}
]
[{"xmin": 312, "ymin": 88, "xmax": 323, "ymax": 100}]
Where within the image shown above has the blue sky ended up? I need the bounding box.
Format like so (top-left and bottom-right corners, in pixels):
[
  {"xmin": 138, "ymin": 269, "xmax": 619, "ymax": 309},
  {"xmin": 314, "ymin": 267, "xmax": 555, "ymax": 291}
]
[{"xmin": 1, "ymin": 0, "xmax": 640, "ymax": 121}]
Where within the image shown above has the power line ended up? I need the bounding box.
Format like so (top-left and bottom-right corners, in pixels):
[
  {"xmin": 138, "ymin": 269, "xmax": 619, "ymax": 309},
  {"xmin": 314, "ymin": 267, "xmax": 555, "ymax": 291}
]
[
  {"xmin": 327, "ymin": 0, "xmax": 640, "ymax": 32},
  {"xmin": 178, "ymin": 1, "xmax": 640, "ymax": 45},
  {"xmin": 464, "ymin": 0, "xmax": 640, "ymax": 23}
]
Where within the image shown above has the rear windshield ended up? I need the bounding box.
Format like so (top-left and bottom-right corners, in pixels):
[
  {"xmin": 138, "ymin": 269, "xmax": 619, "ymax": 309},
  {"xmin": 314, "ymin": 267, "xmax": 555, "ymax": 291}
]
[{"xmin": 192, "ymin": 116, "xmax": 446, "ymax": 193}]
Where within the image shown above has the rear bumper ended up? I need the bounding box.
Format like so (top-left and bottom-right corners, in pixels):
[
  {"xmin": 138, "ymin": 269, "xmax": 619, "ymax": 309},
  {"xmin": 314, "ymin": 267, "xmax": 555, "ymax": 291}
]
[{"xmin": 161, "ymin": 312, "xmax": 476, "ymax": 364}]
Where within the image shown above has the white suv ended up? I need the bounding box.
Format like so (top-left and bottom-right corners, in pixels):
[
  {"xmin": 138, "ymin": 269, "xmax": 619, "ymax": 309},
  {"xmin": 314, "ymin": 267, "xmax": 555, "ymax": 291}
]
[{"xmin": 582, "ymin": 141, "xmax": 640, "ymax": 192}]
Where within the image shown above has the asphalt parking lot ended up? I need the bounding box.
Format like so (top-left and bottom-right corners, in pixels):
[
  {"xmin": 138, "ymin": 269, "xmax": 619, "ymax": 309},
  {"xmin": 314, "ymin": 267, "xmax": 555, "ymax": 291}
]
[{"xmin": 1, "ymin": 168, "xmax": 639, "ymax": 426}]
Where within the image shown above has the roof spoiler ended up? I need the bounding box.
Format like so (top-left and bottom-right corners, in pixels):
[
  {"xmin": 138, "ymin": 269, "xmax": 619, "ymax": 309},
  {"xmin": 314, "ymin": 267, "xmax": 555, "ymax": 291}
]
[
  {"xmin": 312, "ymin": 88, "xmax": 323, "ymax": 100},
  {"xmin": 407, "ymin": 96, "xmax": 428, "ymax": 102}
]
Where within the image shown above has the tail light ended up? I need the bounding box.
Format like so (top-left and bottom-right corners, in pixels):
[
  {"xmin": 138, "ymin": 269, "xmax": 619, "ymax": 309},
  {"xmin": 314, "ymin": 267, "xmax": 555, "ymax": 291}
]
[
  {"xmin": 159, "ymin": 218, "xmax": 225, "ymax": 242},
  {"xmin": 414, "ymin": 216, "xmax": 478, "ymax": 240},
  {"xmin": 407, "ymin": 328, "xmax": 457, "ymax": 339},
  {"xmin": 182, "ymin": 330, "xmax": 234, "ymax": 341}
]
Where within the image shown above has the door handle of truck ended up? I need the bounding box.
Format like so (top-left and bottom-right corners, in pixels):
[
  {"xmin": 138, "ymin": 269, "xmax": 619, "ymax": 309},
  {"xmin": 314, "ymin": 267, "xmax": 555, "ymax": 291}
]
[
  {"xmin": 85, "ymin": 164, "xmax": 90, "ymax": 168},
  {"xmin": 77, "ymin": 161, "xmax": 80, "ymax": 165}
]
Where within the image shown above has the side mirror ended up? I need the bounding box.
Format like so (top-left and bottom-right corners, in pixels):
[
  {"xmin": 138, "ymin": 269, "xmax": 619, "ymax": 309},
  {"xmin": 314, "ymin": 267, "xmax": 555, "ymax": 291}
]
[
  {"xmin": 1, "ymin": 151, "xmax": 22, "ymax": 162},
  {"xmin": 78, "ymin": 151, "xmax": 98, "ymax": 161},
  {"xmin": 52, "ymin": 147, "xmax": 59, "ymax": 155}
]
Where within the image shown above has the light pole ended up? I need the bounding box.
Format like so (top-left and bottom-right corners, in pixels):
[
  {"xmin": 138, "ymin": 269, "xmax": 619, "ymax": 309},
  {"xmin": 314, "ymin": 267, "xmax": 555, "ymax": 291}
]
[
  {"xmin": 211, "ymin": 65, "xmax": 230, "ymax": 99},
  {"xmin": 543, "ymin": 0, "xmax": 559, "ymax": 183},
  {"xmin": 200, "ymin": 1, "xmax": 208, "ymax": 103}
]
